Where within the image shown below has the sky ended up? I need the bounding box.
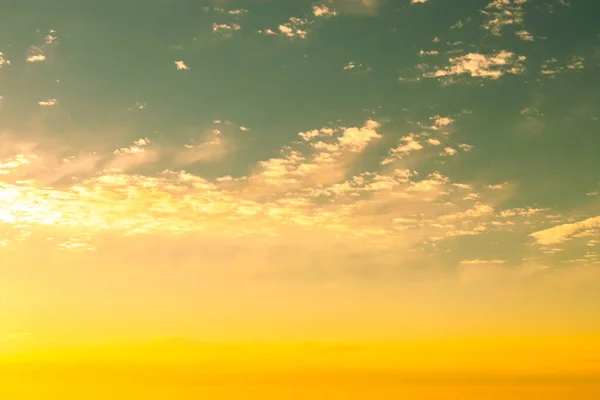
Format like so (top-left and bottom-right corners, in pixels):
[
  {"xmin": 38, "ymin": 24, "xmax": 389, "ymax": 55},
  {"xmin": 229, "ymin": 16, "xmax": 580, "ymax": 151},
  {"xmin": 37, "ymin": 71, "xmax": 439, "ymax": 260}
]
[{"xmin": 0, "ymin": 0, "xmax": 599, "ymax": 398}]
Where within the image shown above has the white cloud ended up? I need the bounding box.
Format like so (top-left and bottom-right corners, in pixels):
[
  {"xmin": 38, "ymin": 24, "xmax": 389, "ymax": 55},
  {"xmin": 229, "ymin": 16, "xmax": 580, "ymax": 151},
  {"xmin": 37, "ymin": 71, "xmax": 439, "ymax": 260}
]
[
  {"xmin": 26, "ymin": 46, "xmax": 46, "ymax": 63},
  {"xmin": 423, "ymin": 51, "xmax": 526, "ymax": 81},
  {"xmin": 440, "ymin": 147, "xmax": 457, "ymax": 156},
  {"xmin": 212, "ymin": 23, "xmax": 241, "ymax": 35},
  {"xmin": 481, "ymin": 0, "xmax": 527, "ymax": 36},
  {"xmin": 381, "ymin": 134, "xmax": 423, "ymax": 165},
  {"xmin": 541, "ymin": 56, "xmax": 584, "ymax": 77},
  {"xmin": 313, "ymin": 5, "xmax": 337, "ymax": 17},
  {"xmin": 38, "ymin": 99, "xmax": 57, "ymax": 107},
  {"xmin": 530, "ymin": 216, "xmax": 600, "ymax": 245},
  {"xmin": 0, "ymin": 52, "xmax": 11, "ymax": 67},
  {"xmin": 411, "ymin": 0, "xmax": 428, "ymax": 3},
  {"xmin": 515, "ymin": 30, "xmax": 534, "ymax": 41},
  {"xmin": 175, "ymin": 60, "xmax": 189, "ymax": 70},
  {"xmin": 262, "ymin": 17, "xmax": 310, "ymax": 39},
  {"xmin": 227, "ymin": 9, "xmax": 248, "ymax": 15},
  {"xmin": 27, "ymin": 55, "xmax": 46, "ymax": 62},
  {"xmin": 45, "ymin": 30, "xmax": 57, "ymax": 44}
]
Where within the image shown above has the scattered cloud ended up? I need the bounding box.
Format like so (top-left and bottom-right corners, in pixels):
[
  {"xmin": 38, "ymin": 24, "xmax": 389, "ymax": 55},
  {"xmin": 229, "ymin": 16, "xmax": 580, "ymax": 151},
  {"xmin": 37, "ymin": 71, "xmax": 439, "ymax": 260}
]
[
  {"xmin": 278, "ymin": 17, "xmax": 309, "ymax": 39},
  {"xmin": 481, "ymin": 0, "xmax": 527, "ymax": 36},
  {"xmin": 423, "ymin": 51, "xmax": 526, "ymax": 83},
  {"xmin": 541, "ymin": 56, "xmax": 584, "ymax": 77},
  {"xmin": 313, "ymin": 4, "xmax": 337, "ymax": 17},
  {"xmin": 44, "ymin": 29, "xmax": 57, "ymax": 44}
]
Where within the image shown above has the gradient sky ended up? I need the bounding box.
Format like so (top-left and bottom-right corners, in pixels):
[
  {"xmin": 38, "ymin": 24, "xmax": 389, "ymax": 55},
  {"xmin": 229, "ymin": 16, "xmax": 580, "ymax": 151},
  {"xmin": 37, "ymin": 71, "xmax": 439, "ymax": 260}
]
[{"xmin": 1, "ymin": 0, "xmax": 599, "ymax": 398}]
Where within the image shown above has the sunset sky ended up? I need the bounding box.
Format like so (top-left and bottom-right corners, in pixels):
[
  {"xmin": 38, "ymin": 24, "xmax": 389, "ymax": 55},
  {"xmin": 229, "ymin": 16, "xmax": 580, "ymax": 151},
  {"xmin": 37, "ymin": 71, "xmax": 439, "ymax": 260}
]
[{"xmin": 1, "ymin": 0, "xmax": 599, "ymax": 398}]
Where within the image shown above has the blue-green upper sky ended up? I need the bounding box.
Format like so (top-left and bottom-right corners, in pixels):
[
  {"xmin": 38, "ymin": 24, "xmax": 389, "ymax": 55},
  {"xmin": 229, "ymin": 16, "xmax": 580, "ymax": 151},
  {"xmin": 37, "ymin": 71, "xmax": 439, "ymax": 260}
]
[{"xmin": 0, "ymin": 0, "xmax": 599, "ymax": 278}]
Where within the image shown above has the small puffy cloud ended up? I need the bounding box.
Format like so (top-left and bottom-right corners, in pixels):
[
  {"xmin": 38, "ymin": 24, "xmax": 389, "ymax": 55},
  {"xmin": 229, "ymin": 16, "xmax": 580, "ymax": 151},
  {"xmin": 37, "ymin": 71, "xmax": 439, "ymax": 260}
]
[
  {"xmin": 26, "ymin": 46, "xmax": 46, "ymax": 63},
  {"xmin": 174, "ymin": 60, "xmax": 189, "ymax": 70},
  {"xmin": 278, "ymin": 17, "xmax": 309, "ymax": 39},
  {"xmin": 44, "ymin": 29, "xmax": 57, "ymax": 44},
  {"xmin": 212, "ymin": 23, "xmax": 241, "ymax": 35},
  {"xmin": 411, "ymin": 0, "xmax": 428, "ymax": 3},
  {"xmin": 440, "ymin": 147, "xmax": 457, "ymax": 156},
  {"xmin": 38, "ymin": 99, "xmax": 58, "ymax": 107},
  {"xmin": 419, "ymin": 50, "xmax": 439, "ymax": 56},
  {"xmin": 515, "ymin": 30, "xmax": 534, "ymax": 41},
  {"xmin": 337, "ymin": 120, "xmax": 381, "ymax": 152},
  {"xmin": 0, "ymin": 52, "xmax": 11, "ymax": 67},
  {"xmin": 487, "ymin": 184, "xmax": 504, "ymax": 189}
]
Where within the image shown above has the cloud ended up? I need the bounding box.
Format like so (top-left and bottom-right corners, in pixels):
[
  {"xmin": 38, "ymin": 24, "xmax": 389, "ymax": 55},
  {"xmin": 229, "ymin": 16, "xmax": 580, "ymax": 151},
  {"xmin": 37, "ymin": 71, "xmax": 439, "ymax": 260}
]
[
  {"xmin": 541, "ymin": 56, "xmax": 584, "ymax": 77},
  {"xmin": 313, "ymin": 5, "xmax": 337, "ymax": 17},
  {"xmin": 212, "ymin": 23, "xmax": 241, "ymax": 35},
  {"xmin": 278, "ymin": 17, "xmax": 309, "ymax": 39},
  {"xmin": 174, "ymin": 60, "xmax": 189, "ymax": 70},
  {"xmin": 26, "ymin": 46, "xmax": 46, "ymax": 63},
  {"xmin": 38, "ymin": 99, "xmax": 58, "ymax": 107},
  {"xmin": 440, "ymin": 147, "xmax": 457, "ymax": 156},
  {"xmin": 481, "ymin": 0, "xmax": 527, "ymax": 36},
  {"xmin": 423, "ymin": 51, "xmax": 526, "ymax": 82},
  {"xmin": 460, "ymin": 259, "xmax": 505, "ymax": 265},
  {"xmin": 530, "ymin": 216, "xmax": 600, "ymax": 245},
  {"xmin": 44, "ymin": 29, "xmax": 57, "ymax": 44},
  {"xmin": 0, "ymin": 114, "xmax": 588, "ymax": 272},
  {"xmin": 0, "ymin": 52, "xmax": 11, "ymax": 67},
  {"xmin": 227, "ymin": 9, "xmax": 248, "ymax": 15},
  {"xmin": 515, "ymin": 30, "xmax": 534, "ymax": 41},
  {"xmin": 411, "ymin": 0, "xmax": 428, "ymax": 3}
]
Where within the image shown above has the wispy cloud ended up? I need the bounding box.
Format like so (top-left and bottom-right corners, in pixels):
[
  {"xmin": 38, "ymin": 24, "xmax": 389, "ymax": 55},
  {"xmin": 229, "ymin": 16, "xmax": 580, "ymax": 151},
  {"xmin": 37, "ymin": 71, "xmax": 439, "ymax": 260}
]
[{"xmin": 530, "ymin": 216, "xmax": 600, "ymax": 245}]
